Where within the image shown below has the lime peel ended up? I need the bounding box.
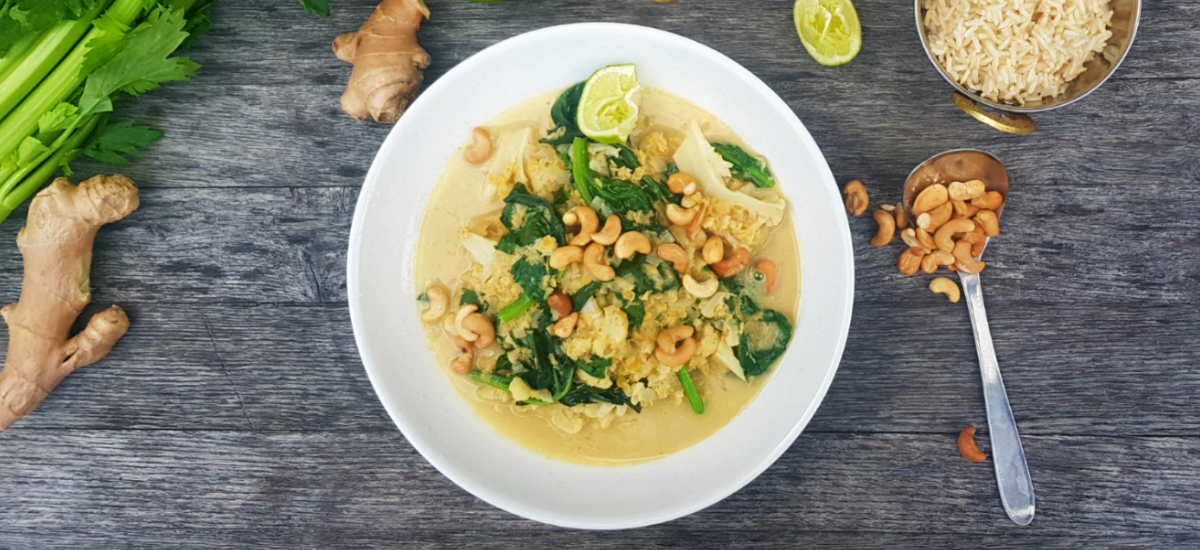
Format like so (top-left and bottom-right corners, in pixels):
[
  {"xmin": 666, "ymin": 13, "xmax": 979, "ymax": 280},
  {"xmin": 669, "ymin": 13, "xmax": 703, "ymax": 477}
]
[
  {"xmin": 576, "ymin": 64, "xmax": 641, "ymax": 144},
  {"xmin": 794, "ymin": 0, "xmax": 862, "ymax": 67}
]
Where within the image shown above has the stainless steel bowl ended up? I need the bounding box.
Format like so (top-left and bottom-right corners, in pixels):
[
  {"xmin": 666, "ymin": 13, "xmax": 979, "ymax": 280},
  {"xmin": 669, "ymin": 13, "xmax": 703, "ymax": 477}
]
[{"xmin": 915, "ymin": 0, "xmax": 1141, "ymax": 133}]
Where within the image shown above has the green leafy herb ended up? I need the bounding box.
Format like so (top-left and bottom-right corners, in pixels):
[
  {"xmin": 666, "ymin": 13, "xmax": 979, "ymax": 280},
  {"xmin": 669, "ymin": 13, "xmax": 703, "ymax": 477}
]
[
  {"xmin": 558, "ymin": 384, "xmax": 641, "ymax": 413},
  {"xmin": 713, "ymin": 143, "xmax": 775, "ymax": 188},
  {"xmin": 591, "ymin": 177, "xmax": 655, "ymax": 216},
  {"xmin": 496, "ymin": 183, "xmax": 566, "ymax": 253},
  {"xmin": 498, "ymin": 295, "xmax": 536, "ymax": 323},
  {"xmin": 570, "ymin": 281, "xmax": 602, "ymax": 311},
  {"xmin": 578, "ymin": 356, "xmax": 612, "ymax": 378},
  {"xmin": 622, "ymin": 303, "xmax": 645, "ymax": 331},
  {"xmin": 81, "ymin": 118, "xmax": 161, "ymax": 165},
  {"xmin": 460, "ymin": 289, "xmax": 483, "ymax": 308},
  {"xmin": 677, "ymin": 368, "xmax": 705, "ymax": 414},
  {"xmin": 737, "ymin": 309, "xmax": 793, "ymax": 376},
  {"xmin": 510, "ymin": 256, "xmax": 549, "ymax": 301},
  {"xmin": 571, "ymin": 137, "xmax": 594, "ymax": 204},
  {"xmin": 295, "ymin": 0, "xmax": 330, "ymax": 15}
]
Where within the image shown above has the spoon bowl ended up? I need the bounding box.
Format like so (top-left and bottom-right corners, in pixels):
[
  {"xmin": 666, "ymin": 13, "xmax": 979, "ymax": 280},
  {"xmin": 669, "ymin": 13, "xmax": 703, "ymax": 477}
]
[{"xmin": 902, "ymin": 149, "xmax": 1009, "ymax": 231}]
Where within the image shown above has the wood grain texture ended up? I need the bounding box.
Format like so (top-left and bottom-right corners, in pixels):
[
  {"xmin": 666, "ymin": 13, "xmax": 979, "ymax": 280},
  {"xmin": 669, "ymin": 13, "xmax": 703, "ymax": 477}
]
[{"xmin": 0, "ymin": 0, "xmax": 1198, "ymax": 545}]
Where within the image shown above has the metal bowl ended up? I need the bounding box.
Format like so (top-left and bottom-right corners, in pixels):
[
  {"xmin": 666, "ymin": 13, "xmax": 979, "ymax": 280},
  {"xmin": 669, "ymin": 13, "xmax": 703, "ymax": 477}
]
[{"xmin": 915, "ymin": 0, "xmax": 1141, "ymax": 133}]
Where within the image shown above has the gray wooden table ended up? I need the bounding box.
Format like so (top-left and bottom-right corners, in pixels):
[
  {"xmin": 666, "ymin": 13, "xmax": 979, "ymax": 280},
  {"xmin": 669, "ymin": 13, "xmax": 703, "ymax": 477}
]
[{"xmin": 3, "ymin": 0, "xmax": 1199, "ymax": 547}]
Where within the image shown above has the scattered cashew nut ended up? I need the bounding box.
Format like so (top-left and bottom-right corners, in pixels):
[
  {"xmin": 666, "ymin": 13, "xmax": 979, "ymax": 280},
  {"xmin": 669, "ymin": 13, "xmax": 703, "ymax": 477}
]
[
  {"xmin": 958, "ymin": 425, "xmax": 988, "ymax": 462},
  {"xmin": 551, "ymin": 312, "xmax": 579, "ymax": 338},
  {"xmin": 667, "ymin": 172, "xmax": 699, "ymax": 195},
  {"xmin": 655, "ymin": 326, "xmax": 698, "ymax": 367},
  {"xmin": 665, "ymin": 204, "xmax": 698, "ymax": 226},
  {"xmin": 682, "ymin": 274, "xmax": 719, "ymax": 298},
  {"xmin": 549, "ymin": 245, "xmax": 584, "ymax": 269},
  {"xmin": 701, "ymin": 236, "xmax": 724, "ymax": 265},
  {"xmin": 449, "ymin": 336, "xmax": 475, "ymax": 374},
  {"xmin": 901, "ymin": 228, "xmax": 927, "ymax": 253},
  {"xmin": 546, "ymin": 292, "xmax": 572, "ymax": 318},
  {"xmin": 457, "ymin": 307, "xmax": 496, "ymax": 348},
  {"xmin": 592, "ymin": 215, "xmax": 622, "ymax": 245},
  {"xmin": 755, "ymin": 260, "xmax": 778, "ymax": 294},
  {"xmin": 420, "ymin": 283, "xmax": 450, "ymax": 323},
  {"xmin": 871, "ymin": 209, "xmax": 896, "ymax": 247},
  {"xmin": 929, "ymin": 276, "xmax": 961, "ymax": 303},
  {"xmin": 569, "ymin": 206, "xmax": 600, "ymax": 246},
  {"xmin": 934, "ymin": 218, "xmax": 976, "ymax": 253},
  {"xmin": 898, "ymin": 247, "xmax": 925, "ymax": 276},
  {"xmin": 462, "ymin": 127, "xmax": 493, "ymax": 165},
  {"xmin": 913, "ymin": 183, "xmax": 948, "ymax": 215},
  {"xmin": 615, "ymin": 231, "xmax": 651, "ymax": 259},
  {"xmin": 583, "ymin": 242, "xmax": 615, "ymax": 281},
  {"xmin": 687, "ymin": 202, "xmax": 707, "ymax": 240},
  {"xmin": 656, "ymin": 243, "xmax": 689, "ymax": 273},
  {"xmin": 843, "ymin": 180, "xmax": 868, "ymax": 216},
  {"xmin": 711, "ymin": 247, "xmax": 750, "ymax": 278},
  {"xmin": 895, "ymin": 207, "xmax": 909, "ymax": 230}
]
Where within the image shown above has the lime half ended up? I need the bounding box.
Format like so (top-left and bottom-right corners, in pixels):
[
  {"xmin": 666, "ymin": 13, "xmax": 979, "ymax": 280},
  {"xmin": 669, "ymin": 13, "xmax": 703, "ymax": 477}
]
[
  {"xmin": 576, "ymin": 64, "xmax": 641, "ymax": 144},
  {"xmin": 794, "ymin": 0, "xmax": 862, "ymax": 66}
]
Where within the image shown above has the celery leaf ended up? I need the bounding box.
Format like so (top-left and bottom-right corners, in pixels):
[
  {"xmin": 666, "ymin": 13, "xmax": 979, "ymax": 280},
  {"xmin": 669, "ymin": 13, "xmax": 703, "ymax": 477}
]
[
  {"xmin": 297, "ymin": 0, "xmax": 331, "ymax": 16},
  {"xmin": 81, "ymin": 119, "xmax": 162, "ymax": 165}
]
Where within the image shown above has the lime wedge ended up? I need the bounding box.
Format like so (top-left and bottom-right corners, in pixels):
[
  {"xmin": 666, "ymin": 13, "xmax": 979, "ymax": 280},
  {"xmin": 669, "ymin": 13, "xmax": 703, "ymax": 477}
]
[
  {"xmin": 576, "ymin": 64, "xmax": 641, "ymax": 144},
  {"xmin": 794, "ymin": 0, "xmax": 862, "ymax": 66}
]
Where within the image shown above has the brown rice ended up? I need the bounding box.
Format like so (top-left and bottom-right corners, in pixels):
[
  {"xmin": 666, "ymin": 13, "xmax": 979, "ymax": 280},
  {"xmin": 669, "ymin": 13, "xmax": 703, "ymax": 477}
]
[{"xmin": 923, "ymin": 0, "xmax": 1114, "ymax": 105}]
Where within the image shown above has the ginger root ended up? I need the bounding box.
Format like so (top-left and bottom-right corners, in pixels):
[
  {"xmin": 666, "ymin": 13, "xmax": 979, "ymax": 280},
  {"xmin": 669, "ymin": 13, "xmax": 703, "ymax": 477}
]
[
  {"xmin": 333, "ymin": 0, "xmax": 432, "ymax": 123},
  {"xmin": 0, "ymin": 175, "xmax": 139, "ymax": 430}
]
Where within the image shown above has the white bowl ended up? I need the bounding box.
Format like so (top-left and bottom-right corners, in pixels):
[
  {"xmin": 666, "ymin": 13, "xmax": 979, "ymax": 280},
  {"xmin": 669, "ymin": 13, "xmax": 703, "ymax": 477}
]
[{"xmin": 347, "ymin": 23, "xmax": 854, "ymax": 529}]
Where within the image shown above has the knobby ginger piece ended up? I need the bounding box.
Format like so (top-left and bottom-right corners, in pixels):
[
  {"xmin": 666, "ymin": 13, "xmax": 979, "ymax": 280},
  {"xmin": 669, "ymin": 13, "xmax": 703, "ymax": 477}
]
[
  {"xmin": 0, "ymin": 175, "xmax": 138, "ymax": 430},
  {"xmin": 333, "ymin": 0, "xmax": 432, "ymax": 123}
]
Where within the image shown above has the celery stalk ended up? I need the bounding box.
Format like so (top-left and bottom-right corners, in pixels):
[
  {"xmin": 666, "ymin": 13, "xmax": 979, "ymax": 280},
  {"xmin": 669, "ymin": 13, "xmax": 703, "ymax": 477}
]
[
  {"xmin": 0, "ymin": 115, "xmax": 100, "ymax": 223},
  {"xmin": 0, "ymin": 0, "xmax": 113, "ymax": 123}
]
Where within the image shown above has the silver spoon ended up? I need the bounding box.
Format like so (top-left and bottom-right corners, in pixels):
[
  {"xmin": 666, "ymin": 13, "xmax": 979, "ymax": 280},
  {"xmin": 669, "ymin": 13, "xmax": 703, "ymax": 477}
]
[{"xmin": 903, "ymin": 149, "xmax": 1035, "ymax": 525}]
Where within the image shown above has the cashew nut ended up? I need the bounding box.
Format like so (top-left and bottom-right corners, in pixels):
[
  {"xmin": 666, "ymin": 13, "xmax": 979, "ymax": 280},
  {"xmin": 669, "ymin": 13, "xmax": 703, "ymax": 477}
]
[
  {"xmin": 916, "ymin": 227, "xmax": 937, "ymax": 251},
  {"xmin": 948, "ymin": 179, "xmax": 986, "ymax": 201},
  {"xmin": 871, "ymin": 209, "xmax": 896, "ymax": 247},
  {"xmin": 549, "ymin": 245, "xmax": 584, "ymax": 269},
  {"xmin": 458, "ymin": 309, "xmax": 496, "ymax": 349},
  {"xmin": 880, "ymin": 203, "xmax": 895, "ymax": 212},
  {"xmin": 592, "ymin": 215, "xmax": 622, "ymax": 246},
  {"xmin": 711, "ymin": 247, "xmax": 750, "ymax": 278},
  {"xmin": 462, "ymin": 127, "xmax": 493, "ymax": 165},
  {"xmin": 551, "ymin": 312, "xmax": 579, "ymax": 338},
  {"xmin": 921, "ymin": 250, "xmax": 956, "ymax": 274},
  {"xmin": 546, "ymin": 292, "xmax": 572, "ymax": 318},
  {"xmin": 755, "ymin": 259, "xmax": 779, "ymax": 294},
  {"xmin": 929, "ymin": 277, "xmax": 961, "ymax": 303},
  {"xmin": 952, "ymin": 240, "xmax": 985, "ymax": 274},
  {"xmin": 449, "ymin": 336, "xmax": 475, "ymax": 374},
  {"xmin": 583, "ymin": 242, "xmax": 615, "ymax": 281},
  {"xmin": 665, "ymin": 204, "xmax": 697, "ymax": 226},
  {"xmin": 894, "ymin": 207, "xmax": 909, "ymax": 230},
  {"xmin": 420, "ymin": 283, "xmax": 450, "ymax": 323},
  {"xmin": 898, "ymin": 247, "xmax": 925, "ymax": 276},
  {"xmin": 912, "ymin": 183, "xmax": 948, "ymax": 215},
  {"xmin": 667, "ymin": 172, "xmax": 699, "ymax": 195},
  {"xmin": 687, "ymin": 202, "xmax": 707, "ymax": 241},
  {"xmin": 950, "ymin": 199, "xmax": 970, "ymax": 219},
  {"xmin": 656, "ymin": 243, "xmax": 689, "ymax": 273},
  {"xmin": 974, "ymin": 209, "xmax": 1000, "ymax": 236},
  {"xmin": 614, "ymin": 231, "xmax": 651, "ymax": 259},
  {"xmin": 934, "ymin": 218, "xmax": 976, "ymax": 253},
  {"xmin": 916, "ymin": 201, "xmax": 953, "ymax": 233},
  {"xmin": 960, "ymin": 224, "xmax": 986, "ymax": 244},
  {"xmin": 656, "ymin": 326, "xmax": 697, "ymax": 367},
  {"xmin": 569, "ymin": 206, "xmax": 600, "ymax": 246},
  {"xmin": 562, "ymin": 210, "xmax": 578, "ymax": 226},
  {"xmin": 682, "ymin": 274, "xmax": 719, "ymax": 298},
  {"xmin": 455, "ymin": 305, "xmax": 478, "ymax": 340},
  {"xmin": 971, "ymin": 191, "xmax": 1004, "ymax": 210},
  {"xmin": 900, "ymin": 228, "xmax": 928, "ymax": 253},
  {"xmin": 958, "ymin": 425, "xmax": 988, "ymax": 462},
  {"xmin": 843, "ymin": 180, "xmax": 868, "ymax": 216},
  {"xmin": 701, "ymin": 236, "xmax": 724, "ymax": 265},
  {"xmin": 971, "ymin": 239, "xmax": 987, "ymax": 258}
]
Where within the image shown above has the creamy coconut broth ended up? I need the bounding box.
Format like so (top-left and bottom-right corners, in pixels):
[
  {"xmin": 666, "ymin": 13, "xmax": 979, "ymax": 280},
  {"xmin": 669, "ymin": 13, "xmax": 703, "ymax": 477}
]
[{"xmin": 414, "ymin": 86, "xmax": 800, "ymax": 466}]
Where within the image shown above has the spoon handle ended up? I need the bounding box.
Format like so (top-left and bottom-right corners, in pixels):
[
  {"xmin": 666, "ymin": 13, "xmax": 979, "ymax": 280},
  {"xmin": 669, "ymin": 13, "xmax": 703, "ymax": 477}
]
[{"xmin": 959, "ymin": 271, "xmax": 1036, "ymax": 525}]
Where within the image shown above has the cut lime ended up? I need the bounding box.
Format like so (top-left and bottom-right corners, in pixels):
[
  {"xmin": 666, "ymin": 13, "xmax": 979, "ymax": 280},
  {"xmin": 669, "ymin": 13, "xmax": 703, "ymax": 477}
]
[
  {"xmin": 794, "ymin": 0, "xmax": 862, "ymax": 66},
  {"xmin": 576, "ymin": 64, "xmax": 640, "ymax": 144}
]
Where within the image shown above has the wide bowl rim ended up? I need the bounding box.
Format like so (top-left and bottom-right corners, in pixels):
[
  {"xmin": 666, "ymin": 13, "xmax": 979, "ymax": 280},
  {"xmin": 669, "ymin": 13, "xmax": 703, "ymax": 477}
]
[
  {"xmin": 346, "ymin": 22, "xmax": 854, "ymax": 529},
  {"xmin": 913, "ymin": 0, "xmax": 1142, "ymax": 113}
]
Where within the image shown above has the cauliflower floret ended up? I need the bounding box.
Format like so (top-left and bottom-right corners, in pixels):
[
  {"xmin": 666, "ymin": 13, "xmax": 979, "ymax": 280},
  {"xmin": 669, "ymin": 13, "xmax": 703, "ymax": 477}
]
[
  {"xmin": 702, "ymin": 197, "xmax": 774, "ymax": 248},
  {"xmin": 566, "ymin": 305, "xmax": 629, "ymax": 359}
]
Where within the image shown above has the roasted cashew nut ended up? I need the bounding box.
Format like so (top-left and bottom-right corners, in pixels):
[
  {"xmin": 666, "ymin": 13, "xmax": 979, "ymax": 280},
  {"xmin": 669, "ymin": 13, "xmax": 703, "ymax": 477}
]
[
  {"xmin": 655, "ymin": 325, "xmax": 697, "ymax": 367},
  {"xmin": 958, "ymin": 425, "xmax": 988, "ymax": 462},
  {"xmin": 551, "ymin": 312, "xmax": 579, "ymax": 338},
  {"xmin": 549, "ymin": 245, "xmax": 584, "ymax": 269},
  {"xmin": 682, "ymin": 274, "xmax": 718, "ymax": 298},
  {"xmin": 667, "ymin": 172, "xmax": 699, "ymax": 195},
  {"xmin": 455, "ymin": 305, "xmax": 478, "ymax": 339},
  {"xmin": 913, "ymin": 183, "xmax": 948, "ymax": 215},
  {"xmin": 687, "ymin": 202, "xmax": 707, "ymax": 241},
  {"xmin": 711, "ymin": 247, "xmax": 749, "ymax": 278},
  {"xmin": 462, "ymin": 127, "xmax": 493, "ymax": 165},
  {"xmin": 901, "ymin": 228, "xmax": 928, "ymax": 253},
  {"xmin": 929, "ymin": 277, "xmax": 961, "ymax": 303},
  {"xmin": 972, "ymin": 191, "xmax": 1004, "ymax": 210},
  {"xmin": 898, "ymin": 247, "xmax": 925, "ymax": 276},
  {"xmin": 894, "ymin": 207, "xmax": 909, "ymax": 230},
  {"xmin": 457, "ymin": 306, "xmax": 496, "ymax": 348},
  {"xmin": 916, "ymin": 227, "xmax": 937, "ymax": 251},
  {"xmin": 665, "ymin": 203, "xmax": 697, "ymax": 226},
  {"xmin": 974, "ymin": 209, "xmax": 1000, "ymax": 236},
  {"xmin": 755, "ymin": 259, "xmax": 778, "ymax": 294},
  {"xmin": 948, "ymin": 179, "xmax": 986, "ymax": 201},
  {"xmin": 591, "ymin": 215, "xmax": 622, "ymax": 246},
  {"xmin": 614, "ymin": 231, "xmax": 651, "ymax": 259},
  {"xmin": 569, "ymin": 206, "xmax": 600, "ymax": 246},
  {"xmin": 917, "ymin": 201, "xmax": 953, "ymax": 233},
  {"xmin": 953, "ymin": 240, "xmax": 985, "ymax": 274},
  {"xmin": 871, "ymin": 209, "xmax": 896, "ymax": 247},
  {"xmin": 420, "ymin": 283, "xmax": 450, "ymax": 323},
  {"xmin": 935, "ymin": 218, "xmax": 976, "ymax": 253},
  {"xmin": 546, "ymin": 292, "xmax": 572, "ymax": 318},
  {"xmin": 701, "ymin": 236, "xmax": 724, "ymax": 265},
  {"xmin": 657, "ymin": 325, "xmax": 694, "ymax": 350},
  {"xmin": 449, "ymin": 336, "xmax": 475, "ymax": 374},
  {"xmin": 656, "ymin": 243, "xmax": 689, "ymax": 273},
  {"xmin": 843, "ymin": 180, "xmax": 868, "ymax": 216},
  {"xmin": 583, "ymin": 242, "xmax": 615, "ymax": 281},
  {"xmin": 921, "ymin": 250, "xmax": 956, "ymax": 274}
]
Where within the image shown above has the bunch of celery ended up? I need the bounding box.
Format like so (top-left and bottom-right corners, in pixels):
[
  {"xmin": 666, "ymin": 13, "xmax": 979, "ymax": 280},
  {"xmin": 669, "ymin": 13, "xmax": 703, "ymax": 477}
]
[{"xmin": 0, "ymin": 0, "xmax": 213, "ymax": 224}]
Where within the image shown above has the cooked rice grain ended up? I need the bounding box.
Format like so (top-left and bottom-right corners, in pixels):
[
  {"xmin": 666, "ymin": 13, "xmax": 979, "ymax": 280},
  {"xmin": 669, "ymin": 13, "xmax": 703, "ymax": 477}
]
[{"xmin": 923, "ymin": 0, "xmax": 1113, "ymax": 105}]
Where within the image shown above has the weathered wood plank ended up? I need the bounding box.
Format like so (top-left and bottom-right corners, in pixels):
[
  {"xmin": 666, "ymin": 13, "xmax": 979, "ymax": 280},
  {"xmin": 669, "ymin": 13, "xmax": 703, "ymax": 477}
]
[{"xmin": 1, "ymin": 431, "xmax": 1197, "ymax": 546}]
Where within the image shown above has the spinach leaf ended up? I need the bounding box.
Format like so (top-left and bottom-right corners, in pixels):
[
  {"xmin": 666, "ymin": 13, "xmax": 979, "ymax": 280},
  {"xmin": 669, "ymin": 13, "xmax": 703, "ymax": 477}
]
[
  {"xmin": 558, "ymin": 385, "xmax": 641, "ymax": 413},
  {"xmin": 511, "ymin": 257, "xmax": 549, "ymax": 301},
  {"xmin": 622, "ymin": 303, "xmax": 645, "ymax": 331},
  {"xmin": 712, "ymin": 143, "xmax": 776, "ymax": 188},
  {"xmin": 497, "ymin": 184, "xmax": 567, "ymax": 253},
  {"xmin": 539, "ymin": 82, "xmax": 586, "ymax": 147},
  {"xmin": 571, "ymin": 137, "xmax": 596, "ymax": 204},
  {"xmin": 578, "ymin": 356, "xmax": 612, "ymax": 378},
  {"xmin": 739, "ymin": 295, "xmax": 760, "ymax": 315},
  {"xmin": 618, "ymin": 256, "xmax": 680, "ymax": 295},
  {"xmin": 737, "ymin": 309, "xmax": 793, "ymax": 376},
  {"xmin": 593, "ymin": 178, "xmax": 656, "ymax": 216},
  {"xmin": 571, "ymin": 281, "xmax": 602, "ymax": 311},
  {"xmin": 608, "ymin": 144, "xmax": 640, "ymax": 172},
  {"xmin": 460, "ymin": 289, "xmax": 483, "ymax": 308},
  {"xmin": 642, "ymin": 175, "xmax": 680, "ymax": 205}
]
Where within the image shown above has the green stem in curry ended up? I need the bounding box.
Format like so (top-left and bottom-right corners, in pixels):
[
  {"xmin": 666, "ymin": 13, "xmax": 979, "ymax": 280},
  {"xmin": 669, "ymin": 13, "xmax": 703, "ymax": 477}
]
[
  {"xmin": 498, "ymin": 295, "xmax": 537, "ymax": 323},
  {"xmin": 677, "ymin": 368, "xmax": 705, "ymax": 414},
  {"xmin": 571, "ymin": 137, "xmax": 594, "ymax": 204}
]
